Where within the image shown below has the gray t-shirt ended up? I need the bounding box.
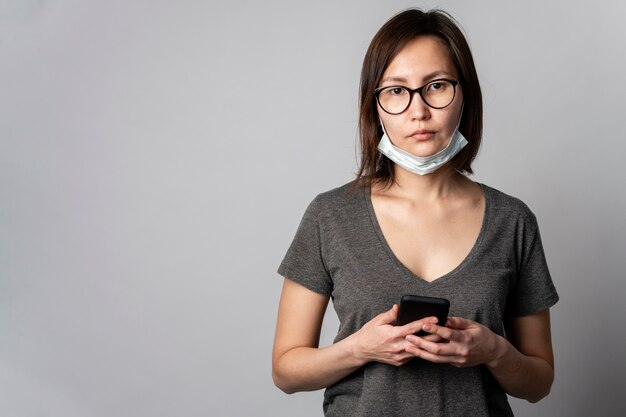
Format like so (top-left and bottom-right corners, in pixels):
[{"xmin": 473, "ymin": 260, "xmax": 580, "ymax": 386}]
[{"xmin": 278, "ymin": 181, "xmax": 559, "ymax": 417}]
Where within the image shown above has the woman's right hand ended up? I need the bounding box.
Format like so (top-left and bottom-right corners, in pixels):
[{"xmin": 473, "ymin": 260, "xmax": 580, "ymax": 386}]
[{"xmin": 349, "ymin": 304, "xmax": 440, "ymax": 366}]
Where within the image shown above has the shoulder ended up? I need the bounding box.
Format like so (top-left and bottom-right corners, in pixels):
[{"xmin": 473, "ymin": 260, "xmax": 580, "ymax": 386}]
[
  {"xmin": 480, "ymin": 183, "xmax": 538, "ymax": 224},
  {"xmin": 300, "ymin": 181, "xmax": 369, "ymax": 234},
  {"xmin": 308, "ymin": 180, "xmax": 365, "ymax": 216}
]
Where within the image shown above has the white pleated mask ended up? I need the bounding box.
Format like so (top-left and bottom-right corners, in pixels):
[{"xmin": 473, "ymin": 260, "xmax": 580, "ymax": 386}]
[{"xmin": 377, "ymin": 118, "xmax": 468, "ymax": 176}]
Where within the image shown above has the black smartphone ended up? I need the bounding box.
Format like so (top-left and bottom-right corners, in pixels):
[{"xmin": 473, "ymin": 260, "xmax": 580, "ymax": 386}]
[{"xmin": 395, "ymin": 295, "xmax": 450, "ymax": 335}]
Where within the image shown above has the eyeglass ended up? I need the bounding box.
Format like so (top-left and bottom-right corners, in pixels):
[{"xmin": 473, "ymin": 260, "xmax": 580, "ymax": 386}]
[{"xmin": 374, "ymin": 79, "xmax": 459, "ymax": 114}]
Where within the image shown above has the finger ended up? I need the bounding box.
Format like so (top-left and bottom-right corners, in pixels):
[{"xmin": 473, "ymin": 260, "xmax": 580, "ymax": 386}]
[
  {"xmin": 408, "ymin": 332, "xmax": 445, "ymax": 343},
  {"xmin": 446, "ymin": 316, "xmax": 474, "ymax": 330},
  {"xmin": 405, "ymin": 344, "xmax": 461, "ymax": 364},
  {"xmin": 393, "ymin": 352, "xmax": 415, "ymax": 366},
  {"xmin": 374, "ymin": 304, "xmax": 398, "ymax": 325},
  {"xmin": 422, "ymin": 322, "xmax": 458, "ymax": 341},
  {"xmin": 405, "ymin": 334, "xmax": 457, "ymax": 357},
  {"xmin": 422, "ymin": 333, "xmax": 445, "ymax": 343},
  {"xmin": 397, "ymin": 316, "xmax": 438, "ymax": 336}
]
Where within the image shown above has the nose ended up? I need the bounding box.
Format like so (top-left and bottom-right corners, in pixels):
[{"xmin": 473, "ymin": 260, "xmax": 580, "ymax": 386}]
[{"xmin": 408, "ymin": 91, "xmax": 430, "ymax": 120}]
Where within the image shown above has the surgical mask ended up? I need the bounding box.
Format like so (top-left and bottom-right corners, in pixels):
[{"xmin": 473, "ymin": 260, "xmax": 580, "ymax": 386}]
[{"xmin": 377, "ymin": 117, "xmax": 468, "ymax": 176}]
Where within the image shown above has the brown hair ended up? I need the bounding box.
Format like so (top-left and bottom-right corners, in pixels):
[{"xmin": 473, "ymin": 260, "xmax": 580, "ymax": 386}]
[{"xmin": 355, "ymin": 9, "xmax": 483, "ymax": 187}]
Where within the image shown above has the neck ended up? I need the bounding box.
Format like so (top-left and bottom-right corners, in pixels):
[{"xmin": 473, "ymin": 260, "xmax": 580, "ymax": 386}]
[{"xmin": 386, "ymin": 164, "xmax": 468, "ymax": 202}]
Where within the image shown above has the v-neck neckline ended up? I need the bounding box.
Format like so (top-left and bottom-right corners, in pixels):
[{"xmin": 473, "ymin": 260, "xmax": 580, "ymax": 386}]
[{"xmin": 363, "ymin": 182, "xmax": 491, "ymax": 287}]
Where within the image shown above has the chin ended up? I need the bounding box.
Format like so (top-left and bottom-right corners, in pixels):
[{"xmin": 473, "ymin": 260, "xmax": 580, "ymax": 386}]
[{"xmin": 406, "ymin": 143, "xmax": 446, "ymax": 157}]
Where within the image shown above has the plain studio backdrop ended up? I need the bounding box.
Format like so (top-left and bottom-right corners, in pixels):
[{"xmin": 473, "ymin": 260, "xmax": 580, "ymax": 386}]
[{"xmin": 1, "ymin": 0, "xmax": 625, "ymax": 416}]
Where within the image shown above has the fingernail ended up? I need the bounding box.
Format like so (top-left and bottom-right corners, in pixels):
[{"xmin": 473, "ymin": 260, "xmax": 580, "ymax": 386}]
[{"xmin": 423, "ymin": 324, "xmax": 432, "ymax": 332}]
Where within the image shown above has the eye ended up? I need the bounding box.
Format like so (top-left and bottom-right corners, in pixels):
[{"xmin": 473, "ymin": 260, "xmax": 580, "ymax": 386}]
[
  {"xmin": 381, "ymin": 86, "xmax": 407, "ymax": 97},
  {"xmin": 426, "ymin": 80, "xmax": 449, "ymax": 92}
]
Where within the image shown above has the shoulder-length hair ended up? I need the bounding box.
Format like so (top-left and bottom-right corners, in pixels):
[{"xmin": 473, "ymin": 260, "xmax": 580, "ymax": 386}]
[{"xmin": 355, "ymin": 9, "xmax": 483, "ymax": 187}]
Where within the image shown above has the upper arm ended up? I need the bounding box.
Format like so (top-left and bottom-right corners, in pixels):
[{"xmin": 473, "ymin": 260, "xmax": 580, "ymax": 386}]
[
  {"xmin": 504, "ymin": 309, "xmax": 554, "ymax": 368},
  {"xmin": 272, "ymin": 278, "xmax": 330, "ymax": 365}
]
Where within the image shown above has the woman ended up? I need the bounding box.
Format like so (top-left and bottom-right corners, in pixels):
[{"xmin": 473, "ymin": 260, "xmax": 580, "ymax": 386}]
[{"xmin": 272, "ymin": 9, "xmax": 558, "ymax": 417}]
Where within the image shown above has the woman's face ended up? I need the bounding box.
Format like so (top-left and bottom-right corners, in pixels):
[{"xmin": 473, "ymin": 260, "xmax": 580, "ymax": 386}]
[{"xmin": 377, "ymin": 35, "xmax": 463, "ymax": 159}]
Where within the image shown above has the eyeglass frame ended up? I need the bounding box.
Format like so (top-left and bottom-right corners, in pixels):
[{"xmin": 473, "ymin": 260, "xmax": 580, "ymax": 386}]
[{"xmin": 373, "ymin": 78, "xmax": 460, "ymax": 114}]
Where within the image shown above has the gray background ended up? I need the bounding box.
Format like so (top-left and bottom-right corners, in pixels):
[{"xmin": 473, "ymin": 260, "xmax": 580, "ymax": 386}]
[{"xmin": 1, "ymin": 0, "xmax": 625, "ymax": 416}]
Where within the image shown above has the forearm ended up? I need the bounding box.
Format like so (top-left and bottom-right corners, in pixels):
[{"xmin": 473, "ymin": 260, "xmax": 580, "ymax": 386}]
[
  {"xmin": 487, "ymin": 336, "xmax": 554, "ymax": 403},
  {"xmin": 272, "ymin": 336, "xmax": 366, "ymax": 394}
]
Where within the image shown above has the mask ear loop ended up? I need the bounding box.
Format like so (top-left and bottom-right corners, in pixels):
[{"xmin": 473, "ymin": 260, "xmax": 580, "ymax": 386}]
[
  {"xmin": 453, "ymin": 102, "xmax": 466, "ymax": 175},
  {"xmin": 378, "ymin": 117, "xmax": 389, "ymax": 137},
  {"xmin": 454, "ymin": 101, "xmax": 465, "ymax": 136}
]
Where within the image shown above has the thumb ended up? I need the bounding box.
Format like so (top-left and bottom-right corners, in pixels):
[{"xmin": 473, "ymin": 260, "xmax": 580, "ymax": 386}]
[{"xmin": 375, "ymin": 304, "xmax": 398, "ymax": 325}]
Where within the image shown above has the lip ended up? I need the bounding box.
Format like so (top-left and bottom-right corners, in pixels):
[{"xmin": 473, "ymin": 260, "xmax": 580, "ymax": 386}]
[{"xmin": 409, "ymin": 129, "xmax": 435, "ymax": 141}]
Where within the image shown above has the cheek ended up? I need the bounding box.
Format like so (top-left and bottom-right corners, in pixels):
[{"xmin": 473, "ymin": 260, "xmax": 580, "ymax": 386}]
[
  {"xmin": 442, "ymin": 101, "xmax": 464, "ymax": 131},
  {"xmin": 378, "ymin": 110, "xmax": 406, "ymax": 134},
  {"xmin": 380, "ymin": 118, "xmax": 404, "ymax": 141}
]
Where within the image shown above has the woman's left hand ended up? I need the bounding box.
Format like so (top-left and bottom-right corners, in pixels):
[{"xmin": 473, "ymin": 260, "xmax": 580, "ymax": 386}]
[{"xmin": 404, "ymin": 317, "xmax": 505, "ymax": 368}]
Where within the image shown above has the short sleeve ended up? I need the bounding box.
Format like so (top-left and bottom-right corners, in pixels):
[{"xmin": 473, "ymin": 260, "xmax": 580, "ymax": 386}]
[
  {"xmin": 277, "ymin": 196, "xmax": 333, "ymax": 296},
  {"xmin": 505, "ymin": 213, "xmax": 559, "ymax": 317}
]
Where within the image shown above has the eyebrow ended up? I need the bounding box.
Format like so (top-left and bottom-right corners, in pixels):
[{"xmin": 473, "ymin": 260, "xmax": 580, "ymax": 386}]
[{"xmin": 380, "ymin": 70, "xmax": 452, "ymax": 85}]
